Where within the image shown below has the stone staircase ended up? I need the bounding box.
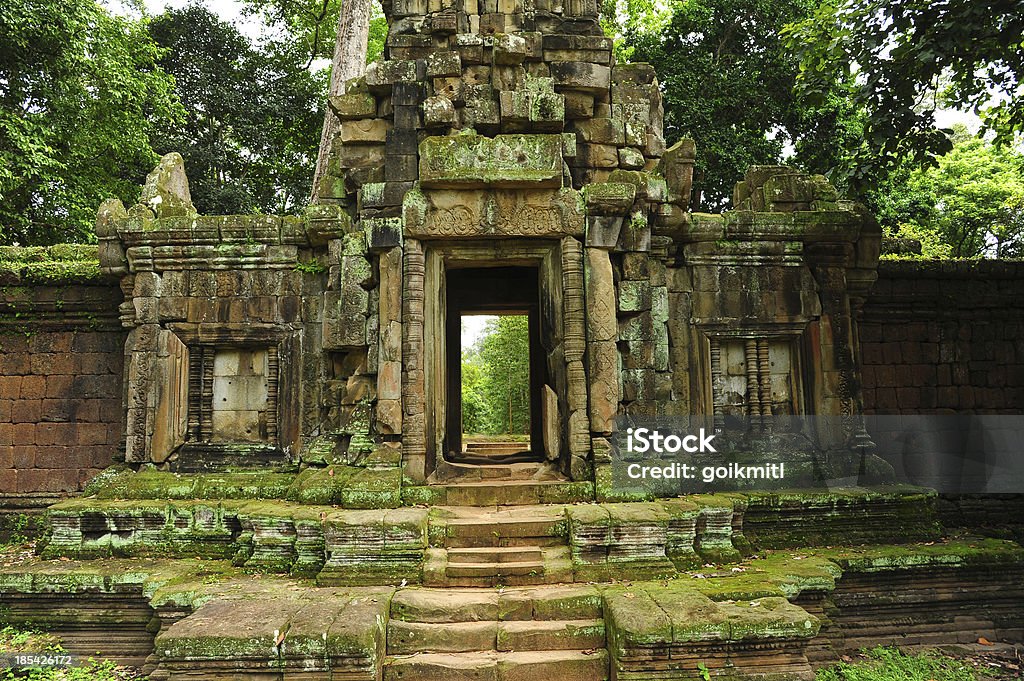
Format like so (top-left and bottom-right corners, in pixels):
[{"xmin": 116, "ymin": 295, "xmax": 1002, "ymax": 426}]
[
  {"xmin": 424, "ymin": 459, "xmax": 594, "ymax": 506},
  {"xmin": 385, "ymin": 586, "xmax": 608, "ymax": 681},
  {"xmin": 426, "ymin": 505, "xmax": 572, "ymax": 587}
]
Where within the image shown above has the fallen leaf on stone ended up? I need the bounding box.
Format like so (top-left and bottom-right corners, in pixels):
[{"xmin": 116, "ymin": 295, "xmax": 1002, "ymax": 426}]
[
  {"xmin": 978, "ymin": 637, "xmax": 994, "ymax": 646},
  {"xmin": 582, "ymin": 649, "xmax": 599, "ymax": 655},
  {"xmin": 328, "ymin": 468, "xmax": 335, "ymax": 477},
  {"xmin": 840, "ymin": 655, "xmax": 853, "ymax": 662},
  {"xmin": 623, "ymin": 592, "xmax": 635, "ymax": 599}
]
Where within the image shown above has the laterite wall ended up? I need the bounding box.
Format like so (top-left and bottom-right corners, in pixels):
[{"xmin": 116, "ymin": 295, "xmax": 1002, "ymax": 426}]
[
  {"xmin": 860, "ymin": 260, "xmax": 1024, "ymax": 414},
  {"xmin": 0, "ymin": 249, "xmax": 125, "ymax": 513}
]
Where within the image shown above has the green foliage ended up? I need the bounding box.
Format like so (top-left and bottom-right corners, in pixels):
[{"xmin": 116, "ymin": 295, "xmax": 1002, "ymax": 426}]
[
  {"xmin": 237, "ymin": 0, "xmax": 387, "ymax": 67},
  {"xmin": 294, "ymin": 259, "xmax": 327, "ymax": 274},
  {"xmin": 460, "ymin": 349, "xmax": 492, "ymax": 434},
  {"xmin": 461, "ymin": 316, "xmax": 531, "ymax": 435},
  {"xmin": 622, "ymin": 0, "xmax": 863, "ymax": 210},
  {"xmin": 0, "ymin": 0, "xmax": 181, "ymax": 245},
  {"xmin": 148, "ymin": 5, "xmax": 325, "ymax": 215},
  {"xmin": 0, "ymin": 626, "xmax": 139, "ymax": 680},
  {"xmin": 815, "ymin": 646, "xmax": 975, "ymax": 681},
  {"xmin": 879, "ymin": 126, "xmax": 1024, "ymax": 258},
  {"xmin": 785, "ymin": 0, "xmax": 1024, "ymax": 192}
]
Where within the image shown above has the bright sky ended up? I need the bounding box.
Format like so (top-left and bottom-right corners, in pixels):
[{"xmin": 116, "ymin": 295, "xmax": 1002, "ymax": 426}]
[
  {"xmin": 461, "ymin": 315, "xmax": 493, "ymax": 350},
  {"xmin": 144, "ymin": 0, "xmax": 244, "ymax": 20}
]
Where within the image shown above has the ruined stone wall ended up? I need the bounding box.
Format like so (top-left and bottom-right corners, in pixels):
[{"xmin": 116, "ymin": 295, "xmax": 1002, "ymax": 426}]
[
  {"xmin": 0, "ymin": 247, "xmax": 125, "ymax": 511},
  {"xmin": 860, "ymin": 260, "xmax": 1024, "ymax": 414}
]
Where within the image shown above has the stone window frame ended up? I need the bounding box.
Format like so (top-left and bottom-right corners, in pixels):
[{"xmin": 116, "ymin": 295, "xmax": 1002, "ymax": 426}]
[
  {"xmin": 699, "ymin": 325, "xmax": 808, "ymax": 430},
  {"xmin": 168, "ymin": 324, "xmax": 286, "ymax": 450}
]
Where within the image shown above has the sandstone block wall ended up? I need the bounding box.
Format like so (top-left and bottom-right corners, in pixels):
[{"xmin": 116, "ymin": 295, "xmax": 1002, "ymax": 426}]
[
  {"xmin": 860, "ymin": 260, "xmax": 1024, "ymax": 414},
  {"xmin": 0, "ymin": 248, "xmax": 125, "ymax": 510}
]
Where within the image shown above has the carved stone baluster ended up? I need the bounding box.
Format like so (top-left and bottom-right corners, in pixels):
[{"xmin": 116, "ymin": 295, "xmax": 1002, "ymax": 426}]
[{"xmin": 710, "ymin": 338, "xmax": 724, "ymax": 432}]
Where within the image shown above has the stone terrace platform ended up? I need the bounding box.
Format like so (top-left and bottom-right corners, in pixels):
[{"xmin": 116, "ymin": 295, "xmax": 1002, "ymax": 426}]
[{"xmin": 3, "ymin": 470, "xmax": 1023, "ymax": 680}]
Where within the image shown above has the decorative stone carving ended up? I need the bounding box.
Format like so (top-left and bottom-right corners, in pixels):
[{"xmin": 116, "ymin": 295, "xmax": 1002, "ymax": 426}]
[
  {"xmin": 418, "ymin": 134, "xmax": 564, "ymax": 188},
  {"xmin": 403, "ymin": 187, "xmax": 584, "ymax": 239}
]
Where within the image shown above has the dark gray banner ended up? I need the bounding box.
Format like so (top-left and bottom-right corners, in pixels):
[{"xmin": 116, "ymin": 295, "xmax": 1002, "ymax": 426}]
[{"xmin": 608, "ymin": 415, "xmax": 1024, "ymax": 494}]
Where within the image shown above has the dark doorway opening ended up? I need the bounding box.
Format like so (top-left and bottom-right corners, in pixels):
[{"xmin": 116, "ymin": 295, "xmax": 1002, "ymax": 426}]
[{"xmin": 445, "ymin": 266, "xmax": 546, "ymax": 464}]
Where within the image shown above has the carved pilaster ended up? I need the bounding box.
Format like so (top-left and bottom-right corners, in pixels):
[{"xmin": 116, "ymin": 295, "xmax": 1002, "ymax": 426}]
[{"xmin": 402, "ymin": 239, "xmax": 427, "ymax": 481}]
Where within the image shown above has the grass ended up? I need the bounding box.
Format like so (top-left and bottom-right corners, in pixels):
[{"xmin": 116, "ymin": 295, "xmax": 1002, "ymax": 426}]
[
  {"xmin": 817, "ymin": 647, "xmax": 976, "ymax": 681},
  {"xmin": 0, "ymin": 626, "xmax": 146, "ymax": 680}
]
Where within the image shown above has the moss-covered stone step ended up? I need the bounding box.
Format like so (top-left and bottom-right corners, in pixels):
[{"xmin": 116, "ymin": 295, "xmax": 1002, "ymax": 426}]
[
  {"xmin": 603, "ymin": 586, "xmax": 820, "ymax": 681},
  {"xmin": 382, "ymin": 649, "xmax": 610, "ymax": 681},
  {"xmin": 84, "ymin": 466, "xmax": 403, "ymax": 509},
  {"xmin": 424, "ymin": 546, "xmax": 573, "ymax": 587},
  {"xmin": 416, "ymin": 479, "xmax": 596, "ymax": 506},
  {"xmin": 568, "ymin": 497, "xmax": 747, "ymax": 581},
  {"xmin": 41, "ymin": 499, "xmax": 429, "ymax": 585},
  {"xmin": 812, "ymin": 538, "xmax": 1024, "ymax": 655},
  {"xmin": 0, "ymin": 557, "xmax": 247, "ymax": 670},
  {"xmin": 742, "ymin": 485, "xmax": 942, "ymax": 548},
  {"xmin": 430, "ymin": 504, "xmax": 570, "ymax": 548},
  {"xmin": 155, "ymin": 586, "xmax": 392, "ymax": 681},
  {"xmin": 387, "ymin": 588, "xmax": 605, "ymax": 655}
]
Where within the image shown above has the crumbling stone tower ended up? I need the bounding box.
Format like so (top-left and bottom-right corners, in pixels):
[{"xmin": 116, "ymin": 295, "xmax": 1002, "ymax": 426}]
[{"xmin": 95, "ymin": 0, "xmax": 880, "ymax": 493}]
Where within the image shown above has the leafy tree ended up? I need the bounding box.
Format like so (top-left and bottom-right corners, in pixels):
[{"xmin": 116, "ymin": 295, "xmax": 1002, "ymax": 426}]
[
  {"xmin": 463, "ymin": 316, "xmax": 531, "ymax": 435},
  {"xmin": 785, "ymin": 0, "xmax": 1024, "ymax": 192},
  {"xmin": 460, "ymin": 349, "xmax": 491, "ymax": 434},
  {"xmin": 148, "ymin": 5, "xmax": 324, "ymax": 215},
  {"xmin": 236, "ymin": 0, "xmax": 387, "ymax": 69},
  {"xmin": 0, "ymin": 0, "xmax": 180, "ymax": 245},
  {"xmin": 622, "ymin": 0, "xmax": 862, "ymax": 210},
  {"xmin": 232, "ymin": 0, "xmax": 387, "ymax": 197},
  {"xmin": 883, "ymin": 127, "xmax": 1024, "ymax": 259}
]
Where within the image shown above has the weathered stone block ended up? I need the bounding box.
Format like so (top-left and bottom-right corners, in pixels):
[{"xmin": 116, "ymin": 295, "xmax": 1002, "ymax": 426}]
[
  {"xmin": 423, "ymin": 95, "xmax": 458, "ymax": 127},
  {"xmin": 660, "ymin": 139, "xmax": 696, "ymax": 206},
  {"xmin": 549, "ymin": 61, "xmax": 611, "ymax": 93},
  {"xmin": 493, "ymin": 33, "xmax": 528, "ymax": 65},
  {"xmin": 419, "ymin": 134, "xmax": 564, "ymax": 189},
  {"xmin": 329, "ymin": 92, "xmax": 378, "ymax": 120},
  {"xmin": 139, "ymin": 153, "xmax": 195, "ymax": 218},
  {"xmin": 365, "ymin": 59, "xmax": 418, "ymax": 93},
  {"xmin": 426, "ymin": 50, "xmax": 461, "ymax": 77},
  {"xmin": 432, "ymin": 77, "xmax": 465, "ymax": 103},
  {"xmin": 618, "ymin": 147, "xmax": 645, "ymax": 170},
  {"xmin": 573, "ymin": 117, "xmax": 624, "ymax": 145},
  {"xmin": 363, "ymin": 218, "xmax": 404, "ymax": 250},
  {"xmin": 563, "ymin": 91, "xmax": 595, "ymax": 119},
  {"xmin": 583, "ymin": 182, "xmax": 635, "ymax": 216},
  {"xmin": 586, "ymin": 215, "xmax": 623, "ymax": 249},
  {"xmin": 340, "ymin": 119, "xmax": 389, "ymax": 143},
  {"xmin": 618, "ymin": 280, "xmax": 651, "ymax": 312},
  {"xmin": 462, "ymin": 84, "xmax": 500, "ymax": 128}
]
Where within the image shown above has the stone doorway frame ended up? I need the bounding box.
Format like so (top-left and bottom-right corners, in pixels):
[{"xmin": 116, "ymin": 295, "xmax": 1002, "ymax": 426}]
[
  {"xmin": 444, "ymin": 266, "xmax": 546, "ymax": 461},
  {"xmin": 401, "ymin": 237, "xmax": 590, "ymax": 483}
]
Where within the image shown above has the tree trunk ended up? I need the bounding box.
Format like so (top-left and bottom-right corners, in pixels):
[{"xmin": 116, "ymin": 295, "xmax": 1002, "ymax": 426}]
[{"xmin": 310, "ymin": 0, "xmax": 372, "ymax": 202}]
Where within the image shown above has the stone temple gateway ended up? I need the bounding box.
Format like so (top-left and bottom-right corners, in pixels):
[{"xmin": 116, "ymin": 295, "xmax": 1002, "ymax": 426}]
[
  {"xmin": 96, "ymin": 3, "xmax": 880, "ymax": 487},
  {"xmin": 1, "ymin": 0, "xmax": 1022, "ymax": 678}
]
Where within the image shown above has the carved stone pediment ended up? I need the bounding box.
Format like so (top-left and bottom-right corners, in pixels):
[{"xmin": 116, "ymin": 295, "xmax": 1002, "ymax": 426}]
[{"xmin": 403, "ymin": 186, "xmax": 584, "ymax": 239}]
